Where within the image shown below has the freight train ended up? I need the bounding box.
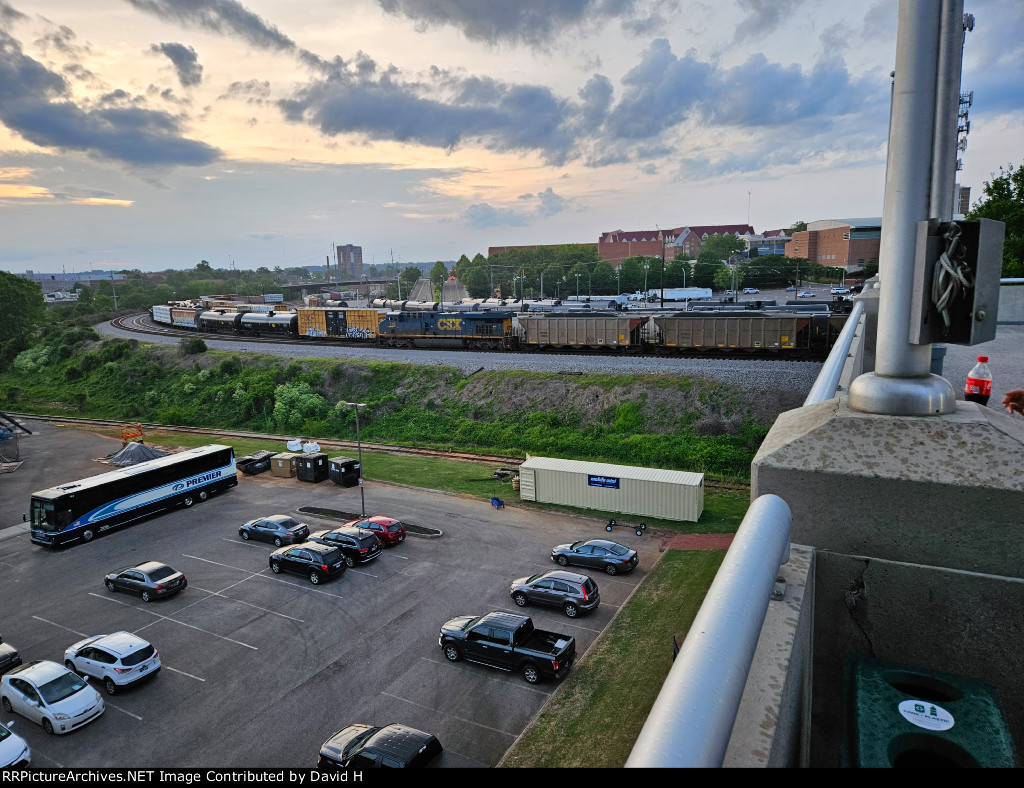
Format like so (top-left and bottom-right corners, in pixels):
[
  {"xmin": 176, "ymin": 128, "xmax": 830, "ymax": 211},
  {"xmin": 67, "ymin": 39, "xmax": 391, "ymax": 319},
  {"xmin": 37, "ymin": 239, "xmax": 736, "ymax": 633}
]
[{"xmin": 149, "ymin": 304, "xmax": 846, "ymax": 357}]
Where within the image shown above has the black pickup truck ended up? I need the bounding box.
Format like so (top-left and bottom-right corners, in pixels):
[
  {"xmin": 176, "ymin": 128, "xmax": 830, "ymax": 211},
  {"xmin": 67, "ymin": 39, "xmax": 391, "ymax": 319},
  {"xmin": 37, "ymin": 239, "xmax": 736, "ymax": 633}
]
[{"xmin": 438, "ymin": 611, "xmax": 576, "ymax": 684}]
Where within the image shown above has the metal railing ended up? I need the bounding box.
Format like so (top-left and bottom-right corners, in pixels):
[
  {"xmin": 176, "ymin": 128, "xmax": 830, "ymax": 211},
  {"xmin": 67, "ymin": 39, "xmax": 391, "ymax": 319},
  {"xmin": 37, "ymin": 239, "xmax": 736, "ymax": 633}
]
[
  {"xmin": 804, "ymin": 299, "xmax": 865, "ymax": 406},
  {"xmin": 625, "ymin": 494, "xmax": 792, "ymax": 768}
]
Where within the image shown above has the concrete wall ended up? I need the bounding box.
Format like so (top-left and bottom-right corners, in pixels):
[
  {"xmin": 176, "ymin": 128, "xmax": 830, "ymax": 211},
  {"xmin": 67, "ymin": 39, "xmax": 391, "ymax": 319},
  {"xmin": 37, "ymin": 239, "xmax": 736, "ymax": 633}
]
[
  {"xmin": 808, "ymin": 552, "xmax": 1024, "ymax": 767},
  {"xmin": 999, "ymin": 284, "xmax": 1024, "ymax": 324}
]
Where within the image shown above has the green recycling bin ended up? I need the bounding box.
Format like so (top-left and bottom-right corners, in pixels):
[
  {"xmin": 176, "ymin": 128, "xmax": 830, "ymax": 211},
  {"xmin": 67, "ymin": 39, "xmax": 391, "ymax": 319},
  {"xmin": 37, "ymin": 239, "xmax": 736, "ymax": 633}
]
[{"xmin": 842, "ymin": 657, "xmax": 1016, "ymax": 767}]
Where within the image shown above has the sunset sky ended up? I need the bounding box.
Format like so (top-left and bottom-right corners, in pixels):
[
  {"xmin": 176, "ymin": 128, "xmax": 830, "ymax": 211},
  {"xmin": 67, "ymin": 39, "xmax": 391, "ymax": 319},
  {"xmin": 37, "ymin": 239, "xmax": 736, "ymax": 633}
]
[{"xmin": 1, "ymin": 0, "xmax": 1021, "ymax": 274}]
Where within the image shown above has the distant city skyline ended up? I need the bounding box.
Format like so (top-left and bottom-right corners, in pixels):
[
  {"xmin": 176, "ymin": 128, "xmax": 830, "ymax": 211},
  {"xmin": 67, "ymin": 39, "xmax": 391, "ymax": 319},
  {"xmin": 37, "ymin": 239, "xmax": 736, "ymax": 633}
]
[{"xmin": 0, "ymin": 1, "xmax": 1021, "ymax": 273}]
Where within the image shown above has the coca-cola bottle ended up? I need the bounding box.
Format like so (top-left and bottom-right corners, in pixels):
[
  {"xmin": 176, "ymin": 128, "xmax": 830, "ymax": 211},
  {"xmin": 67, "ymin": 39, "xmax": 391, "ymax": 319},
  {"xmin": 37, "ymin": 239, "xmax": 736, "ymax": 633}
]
[{"xmin": 965, "ymin": 356, "xmax": 992, "ymax": 406}]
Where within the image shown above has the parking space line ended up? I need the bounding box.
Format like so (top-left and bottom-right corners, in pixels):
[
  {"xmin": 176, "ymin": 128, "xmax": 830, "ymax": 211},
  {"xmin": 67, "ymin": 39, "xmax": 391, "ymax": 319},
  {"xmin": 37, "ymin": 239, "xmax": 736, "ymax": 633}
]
[
  {"xmin": 105, "ymin": 701, "xmax": 143, "ymax": 721},
  {"xmin": 163, "ymin": 665, "xmax": 206, "ymax": 682},
  {"xmin": 88, "ymin": 593, "xmax": 258, "ymax": 651},
  {"xmin": 32, "ymin": 615, "xmax": 87, "ymax": 638},
  {"xmin": 346, "ymin": 567, "xmax": 378, "ymax": 578},
  {"xmin": 381, "ymin": 691, "xmax": 516, "ymax": 738},
  {"xmin": 191, "ymin": 584, "xmax": 305, "ymax": 622},
  {"xmin": 181, "ymin": 554, "xmax": 347, "ymax": 600},
  {"xmin": 419, "ymin": 657, "xmax": 553, "ymax": 697},
  {"xmin": 222, "ymin": 537, "xmax": 264, "ymax": 548},
  {"xmin": 29, "ymin": 750, "xmax": 64, "ymax": 768}
]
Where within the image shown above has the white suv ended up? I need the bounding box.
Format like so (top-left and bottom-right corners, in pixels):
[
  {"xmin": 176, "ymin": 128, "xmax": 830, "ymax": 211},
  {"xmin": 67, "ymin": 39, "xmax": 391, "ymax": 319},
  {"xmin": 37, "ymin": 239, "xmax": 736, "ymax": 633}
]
[
  {"xmin": 0, "ymin": 661, "xmax": 104, "ymax": 735},
  {"xmin": 831, "ymin": 287, "xmax": 851, "ymax": 295},
  {"xmin": 742, "ymin": 287, "xmax": 760, "ymax": 294},
  {"xmin": 64, "ymin": 632, "xmax": 161, "ymax": 696}
]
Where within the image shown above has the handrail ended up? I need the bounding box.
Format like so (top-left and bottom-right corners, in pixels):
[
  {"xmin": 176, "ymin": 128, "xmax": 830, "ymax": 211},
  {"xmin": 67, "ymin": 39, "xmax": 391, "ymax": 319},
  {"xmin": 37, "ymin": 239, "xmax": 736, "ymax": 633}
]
[
  {"xmin": 804, "ymin": 299, "xmax": 865, "ymax": 406},
  {"xmin": 625, "ymin": 494, "xmax": 792, "ymax": 768}
]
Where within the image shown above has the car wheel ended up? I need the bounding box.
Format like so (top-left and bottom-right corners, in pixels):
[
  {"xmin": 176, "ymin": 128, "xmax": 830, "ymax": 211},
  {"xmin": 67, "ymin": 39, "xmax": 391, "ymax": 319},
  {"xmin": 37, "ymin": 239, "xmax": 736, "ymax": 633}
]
[
  {"xmin": 605, "ymin": 564, "xmax": 618, "ymax": 576},
  {"xmin": 564, "ymin": 602, "xmax": 579, "ymax": 618},
  {"xmin": 270, "ymin": 562, "xmax": 281, "ymax": 574},
  {"xmin": 105, "ymin": 580, "xmax": 116, "ymax": 592},
  {"xmin": 42, "ymin": 719, "xmax": 55, "ymax": 735},
  {"xmin": 104, "ymin": 678, "xmax": 117, "ymax": 696},
  {"xmin": 199, "ymin": 491, "xmax": 208, "ymax": 501},
  {"xmin": 274, "ymin": 537, "xmax": 283, "ymax": 547},
  {"xmin": 636, "ymin": 529, "xmax": 644, "ymax": 536},
  {"xmin": 65, "ymin": 660, "xmax": 76, "ymax": 671},
  {"xmin": 345, "ymin": 555, "xmax": 355, "ymax": 568},
  {"xmin": 556, "ymin": 555, "xmax": 568, "ymax": 567},
  {"xmin": 605, "ymin": 525, "xmax": 613, "ymax": 532},
  {"xmin": 443, "ymin": 644, "xmax": 461, "ymax": 662},
  {"xmin": 240, "ymin": 530, "xmax": 250, "ymax": 540},
  {"xmin": 522, "ymin": 663, "xmax": 540, "ymax": 684},
  {"xmin": 513, "ymin": 592, "xmax": 528, "ymax": 607},
  {"xmin": 82, "ymin": 528, "xmax": 95, "ymax": 542},
  {"xmin": 309, "ymin": 571, "xmax": 321, "ymax": 585},
  {"xmin": 183, "ymin": 496, "xmax": 194, "ymax": 508},
  {"xmin": 1, "ymin": 697, "xmax": 11, "ymax": 713},
  {"xmin": 141, "ymin": 591, "xmax": 152, "ymax": 603}
]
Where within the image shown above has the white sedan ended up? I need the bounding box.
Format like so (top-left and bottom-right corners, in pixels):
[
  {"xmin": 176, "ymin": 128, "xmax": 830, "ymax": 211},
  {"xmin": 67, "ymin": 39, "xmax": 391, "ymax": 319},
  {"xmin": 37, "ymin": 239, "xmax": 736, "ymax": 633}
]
[
  {"xmin": 798, "ymin": 291, "xmax": 816, "ymax": 298},
  {"xmin": 0, "ymin": 661, "xmax": 104, "ymax": 735},
  {"xmin": 0, "ymin": 719, "xmax": 30, "ymax": 768}
]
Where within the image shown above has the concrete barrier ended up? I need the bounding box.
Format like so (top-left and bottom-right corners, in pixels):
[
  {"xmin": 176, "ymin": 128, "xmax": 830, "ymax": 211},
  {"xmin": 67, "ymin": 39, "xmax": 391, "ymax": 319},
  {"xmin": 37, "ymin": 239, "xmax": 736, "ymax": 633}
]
[{"xmin": 999, "ymin": 283, "xmax": 1024, "ymax": 324}]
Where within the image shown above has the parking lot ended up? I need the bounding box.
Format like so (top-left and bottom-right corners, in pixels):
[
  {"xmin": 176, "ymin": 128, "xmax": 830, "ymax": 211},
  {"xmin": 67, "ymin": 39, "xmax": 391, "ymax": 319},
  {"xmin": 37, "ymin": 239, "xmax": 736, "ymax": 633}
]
[{"xmin": 0, "ymin": 421, "xmax": 648, "ymax": 768}]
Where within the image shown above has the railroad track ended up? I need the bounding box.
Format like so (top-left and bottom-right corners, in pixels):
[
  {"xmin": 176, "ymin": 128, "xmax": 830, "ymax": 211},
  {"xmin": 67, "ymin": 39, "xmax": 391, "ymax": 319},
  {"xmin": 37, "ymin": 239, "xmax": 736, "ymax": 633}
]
[{"xmin": 109, "ymin": 313, "xmax": 828, "ymax": 361}]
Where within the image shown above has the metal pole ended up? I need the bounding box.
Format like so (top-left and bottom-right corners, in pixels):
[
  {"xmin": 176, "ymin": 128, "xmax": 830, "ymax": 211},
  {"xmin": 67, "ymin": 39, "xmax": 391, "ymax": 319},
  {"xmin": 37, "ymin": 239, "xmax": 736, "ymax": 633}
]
[
  {"xmin": 848, "ymin": 0, "xmax": 955, "ymax": 415},
  {"xmin": 930, "ymin": 0, "xmax": 966, "ymax": 223},
  {"xmin": 352, "ymin": 403, "xmax": 365, "ymax": 517},
  {"xmin": 540, "ymin": 271, "xmax": 544, "ymax": 300}
]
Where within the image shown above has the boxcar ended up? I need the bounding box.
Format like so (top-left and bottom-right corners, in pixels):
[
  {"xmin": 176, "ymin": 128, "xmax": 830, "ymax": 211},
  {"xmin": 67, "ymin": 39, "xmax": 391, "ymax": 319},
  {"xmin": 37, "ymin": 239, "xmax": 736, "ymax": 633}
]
[
  {"xmin": 170, "ymin": 306, "xmax": 204, "ymax": 328},
  {"xmin": 296, "ymin": 307, "xmax": 384, "ymax": 340}
]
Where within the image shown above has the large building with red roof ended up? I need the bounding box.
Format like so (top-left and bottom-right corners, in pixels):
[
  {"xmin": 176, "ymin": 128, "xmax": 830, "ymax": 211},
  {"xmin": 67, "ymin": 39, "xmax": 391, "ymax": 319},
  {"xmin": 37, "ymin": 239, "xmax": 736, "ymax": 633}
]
[{"xmin": 597, "ymin": 224, "xmax": 755, "ymax": 265}]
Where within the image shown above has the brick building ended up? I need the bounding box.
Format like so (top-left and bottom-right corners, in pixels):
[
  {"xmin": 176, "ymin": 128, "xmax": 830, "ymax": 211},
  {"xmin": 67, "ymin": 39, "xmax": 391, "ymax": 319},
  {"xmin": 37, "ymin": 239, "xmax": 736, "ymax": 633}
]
[
  {"xmin": 335, "ymin": 244, "xmax": 363, "ymax": 278},
  {"xmin": 784, "ymin": 218, "xmax": 881, "ymax": 272},
  {"xmin": 597, "ymin": 224, "xmax": 755, "ymax": 265}
]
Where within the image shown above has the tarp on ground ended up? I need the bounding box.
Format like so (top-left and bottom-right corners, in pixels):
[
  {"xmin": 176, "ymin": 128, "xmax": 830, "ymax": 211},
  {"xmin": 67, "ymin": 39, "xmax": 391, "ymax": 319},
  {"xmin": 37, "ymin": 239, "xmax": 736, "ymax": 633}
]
[{"xmin": 104, "ymin": 442, "xmax": 171, "ymax": 466}]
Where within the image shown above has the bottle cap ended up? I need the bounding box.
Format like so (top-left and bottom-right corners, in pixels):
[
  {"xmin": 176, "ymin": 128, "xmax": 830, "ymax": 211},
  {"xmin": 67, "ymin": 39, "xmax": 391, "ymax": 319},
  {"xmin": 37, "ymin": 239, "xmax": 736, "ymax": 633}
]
[{"xmin": 978, "ymin": 356, "xmax": 988, "ymax": 362}]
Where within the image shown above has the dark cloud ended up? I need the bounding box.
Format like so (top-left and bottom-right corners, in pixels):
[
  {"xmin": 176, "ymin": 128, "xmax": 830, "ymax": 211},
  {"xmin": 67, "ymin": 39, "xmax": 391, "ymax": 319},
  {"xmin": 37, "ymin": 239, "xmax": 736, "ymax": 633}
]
[
  {"xmin": 219, "ymin": 79, "xmax": 272, "ymax": 104},
  {"xmin": 151, "ymin": 42, "xmax": 203, "ymax": 87},
  {"xmin": 376, "ymin": 0, "xmax": 674, "ymax": 48},
  {"xmin": 733, "ymin": 0, "xmax": 806, "ymax": 43},
  {"xmin": 0, "ymin": 29, "xmax": 221, "ymax": 167},
  {"xmin": 0, "ymin": 0, "xmax": 25, "ymax": 25},
  {"xmin": 463, "ymin": 186, "xmax": 569, "ymax": 228}
]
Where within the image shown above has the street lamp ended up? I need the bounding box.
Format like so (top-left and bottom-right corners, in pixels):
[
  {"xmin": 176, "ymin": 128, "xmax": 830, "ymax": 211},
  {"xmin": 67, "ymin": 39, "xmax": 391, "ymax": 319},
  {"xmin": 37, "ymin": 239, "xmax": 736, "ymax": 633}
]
[
  {"xmin": 342, "ymin": 401, "xmax": 367, "ymax": 516},
  {"xmin": 575, "ymin": 273, "xmax": 581, "ymax": 299},
  {"xmin": 643, "ymin": 263, "xmax": 650, "ymax": 302},
  {"xmin": 540, "ymin": 271, "xmax": 544, "ymax": 300}
]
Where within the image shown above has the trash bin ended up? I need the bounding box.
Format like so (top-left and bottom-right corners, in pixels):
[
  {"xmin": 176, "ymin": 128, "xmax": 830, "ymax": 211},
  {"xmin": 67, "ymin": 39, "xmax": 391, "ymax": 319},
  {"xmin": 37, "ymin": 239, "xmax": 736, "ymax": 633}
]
[
  {"xmin": 270, "ymin": 452, "xmax": 299, "ymax": 478},
  {"xmin": 328, "ymin": 456, "xmax": 360, "ymax": 487},
  {"xmin": 237, "ymin": 450, "xmax": 274, "ymax": 476},
  {"xmin": 842, "ymin": 656, "xmax": 1016, "ymax": 767},
  {"xmin": 296, "ymin": 452, "xmax": 329, "ymax": 483},
  {"xmin": 931, "ymin": 344, "xmax": 947, "ymax": 376}
]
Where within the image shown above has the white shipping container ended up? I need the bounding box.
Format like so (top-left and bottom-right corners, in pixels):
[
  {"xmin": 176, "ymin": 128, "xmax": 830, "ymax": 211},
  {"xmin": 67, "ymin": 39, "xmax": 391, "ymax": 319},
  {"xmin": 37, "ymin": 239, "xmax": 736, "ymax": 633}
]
[
  {"xmin": 245, "ymin": 304, "xmax": 277, "ymax": 313},
  {"xmin": 518, "ymin": 456, "xmax": 704, "ymax": 522},
  {"xmin": 264, "ymin": 293, "xmax": 284, "ymax": 303},
  {"xmin": 152, "ymin": 305, "xmax": 172, "ymax": 323}
]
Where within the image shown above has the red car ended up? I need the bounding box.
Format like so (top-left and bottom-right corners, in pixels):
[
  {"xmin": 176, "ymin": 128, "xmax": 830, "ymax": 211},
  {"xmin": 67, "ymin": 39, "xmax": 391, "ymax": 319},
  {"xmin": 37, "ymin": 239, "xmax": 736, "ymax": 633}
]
[{"xmin": 346, "ymin": 516, "xmax": 406, "ymax": 547}]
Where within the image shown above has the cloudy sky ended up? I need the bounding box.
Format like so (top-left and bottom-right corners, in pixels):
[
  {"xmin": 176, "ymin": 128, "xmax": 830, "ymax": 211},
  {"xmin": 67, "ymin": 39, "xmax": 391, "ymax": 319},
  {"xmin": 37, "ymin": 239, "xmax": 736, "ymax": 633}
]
[{"xmin": 0, "ymin": 0, "xmax": 1021, "ymax": 274}]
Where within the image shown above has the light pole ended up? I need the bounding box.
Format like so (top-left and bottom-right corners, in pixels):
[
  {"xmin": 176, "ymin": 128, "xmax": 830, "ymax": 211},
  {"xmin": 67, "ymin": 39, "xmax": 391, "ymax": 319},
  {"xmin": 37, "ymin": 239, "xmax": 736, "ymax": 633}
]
[
  {"xmin": 343, "ymin": 401, "xmax": 367, "ymax": 516},
  {"xmin": 575, "ymin": 273, "xmax": 581, "ymax": 299},
  {"xmin": 643, "ymin": 263, "xmax": 650, "ymax": 302},
  {"xmin": 540, "ymin": 271, "xmax": 544, "ymax": 300}
]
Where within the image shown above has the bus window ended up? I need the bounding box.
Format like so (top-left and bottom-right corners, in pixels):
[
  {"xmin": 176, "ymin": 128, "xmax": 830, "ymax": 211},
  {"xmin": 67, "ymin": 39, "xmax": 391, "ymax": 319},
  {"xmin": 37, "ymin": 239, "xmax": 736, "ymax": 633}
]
[{"xmin": 31, "ymin": 500, "xmax": 57, "ymax": 531}]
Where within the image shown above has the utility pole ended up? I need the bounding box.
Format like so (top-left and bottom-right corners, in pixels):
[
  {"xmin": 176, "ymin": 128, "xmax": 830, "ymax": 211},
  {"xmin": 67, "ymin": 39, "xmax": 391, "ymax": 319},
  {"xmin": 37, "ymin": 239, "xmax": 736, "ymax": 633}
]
[{"xmin": 110, "ymin": 271, "xmax": 118, "ymax": 310}]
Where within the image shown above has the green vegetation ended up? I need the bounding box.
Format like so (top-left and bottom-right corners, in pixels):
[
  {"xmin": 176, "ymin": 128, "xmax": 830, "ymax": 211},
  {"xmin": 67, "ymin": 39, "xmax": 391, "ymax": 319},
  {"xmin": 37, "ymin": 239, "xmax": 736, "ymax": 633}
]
[
  {"xmin": 500, "ymin": 549, "xmax": 727, "ymax": 768},
  {"xmin": 966, "ymin": 161, "xmax": 1024, "ymax": 278},
  {"xmin": 0, "ymin": 270, "xmax": 47, "ymax": 372},
  {"xmin": 2, "ymin": 326, "xmax": 789, "ymax": 481}
]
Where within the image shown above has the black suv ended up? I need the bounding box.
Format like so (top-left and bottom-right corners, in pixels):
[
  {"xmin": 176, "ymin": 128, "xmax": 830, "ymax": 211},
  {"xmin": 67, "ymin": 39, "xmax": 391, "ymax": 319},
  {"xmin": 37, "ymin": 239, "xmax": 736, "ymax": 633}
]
[
  {"xmin": 509, "ymin": 570, "xmax": 600, "ymax": 618},
  {"xmin": 318, "ymin": 723, "xmax": 443, "ymax": 769},
  {"xmin": 269, "ymin": 542, "xmax": 346, "ymax": 584},
  {"xmin": 307, "ymin": 527, "xmax": 383, "ymax": 567}
]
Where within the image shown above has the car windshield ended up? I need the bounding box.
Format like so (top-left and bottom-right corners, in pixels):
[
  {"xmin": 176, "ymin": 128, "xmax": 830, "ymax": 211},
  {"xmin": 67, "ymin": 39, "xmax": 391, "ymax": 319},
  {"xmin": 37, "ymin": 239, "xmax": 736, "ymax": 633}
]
[
  {"xmin": 341, "ymin": 728, "xmax": 376, "ymax": 758},
  {"xmin": 607, "ymin": 544, "xmax": 629, "ymax": 556},
  {"xmin": 321, "ymin": 549, "xmax": 343, "ymax": 564},
  {"xmin": 147, "ymin": 566, "xmax": 176, "ymax": 581},
  {"xmin": 570, "ymin": 541, "xmax": 585, "ymax": 549},
  {"xmin": 38, "ymin": 671, "xmax": 88, "ymax": 704},
  {"xmin": 386, "ymin": 523, "xmax": 403, "ymax": 532},
  {"xmin": 30, "ymin": 499, "xmax": 60, "ymax": 533},
  {"xmin": 277, "ymin": 518, "xmax": 300, "ymax": 529},
  {"xmin": 0, "ymin": 726, "xmax": 9, "ymax": 742},
  {"xmin": 121, "ymin": 645, "xmax": 155, "ymax": 666}
]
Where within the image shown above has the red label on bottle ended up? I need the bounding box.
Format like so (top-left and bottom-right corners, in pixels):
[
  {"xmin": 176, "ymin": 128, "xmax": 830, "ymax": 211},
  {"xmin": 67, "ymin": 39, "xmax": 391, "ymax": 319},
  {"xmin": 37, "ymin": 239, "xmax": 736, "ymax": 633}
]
[{"xmin": 965, "ymin": 377, "xmax": 992, "ymax": 396}]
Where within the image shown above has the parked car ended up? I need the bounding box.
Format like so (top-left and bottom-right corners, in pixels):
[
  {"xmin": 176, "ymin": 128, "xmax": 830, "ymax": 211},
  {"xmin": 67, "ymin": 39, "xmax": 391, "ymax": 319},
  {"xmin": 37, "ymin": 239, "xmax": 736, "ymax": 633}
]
[
  {"xmin": 318, "ymin": 723, "xmax": 443, "ymax": 769},
  {"xmin": 785, "ymin": 285, "xmax": 797, "ymax": 291},
  {"xmin": 344, "ymin": 516, "xmax": 406, "ymax": 547},
  {"xmin": 798, "ymin": 291, "xmax": 816, "ymax": 298},
  {"xmin": 724, "ymin": 290, "xmax": 737, "ymax": 296},
  {"xmin": 0, "ymin": 637, "xmax": 21, "ymax": 675},
  {"xmin": 308, "ymin": 527, "xmax": 383, "ymax": 567},
  {"xmin": 269, "ymin": 542, "xmax": 346, "ymax": 584},
  {"xmin": 742, "ymin": 287, "xmax": 760, "ymax": 294},
  {"xmin": 0, "ymin": 719, "xmax": 30, "ymax": 768},
  {"xmin": 831, "ymin": 287, "xmax": 851, "ymax": 295},
  {"xmin": 439, "ymin": 611, "xmax": 576, "ymax": 684},
  {"xmin": 509, "ymin": 570, "xmax": 600, "ymax": 618},
  {"xmin": 64, "ymin": 632, "xmax": 160, "ymax": 695},
  {"xmin": 104, "ymin": 561, "xmax": 187, "ymax": 602},
  {"xmin": 551, "ymin": 539, "xmax": 639, "ymax": 575},
  {"xmin": 239, "ymin": 514, "xmax": 310, "ymax": 547},
  {"xmin": 0, "ymin": 661, "xmax": 104, "ymax": 735}
]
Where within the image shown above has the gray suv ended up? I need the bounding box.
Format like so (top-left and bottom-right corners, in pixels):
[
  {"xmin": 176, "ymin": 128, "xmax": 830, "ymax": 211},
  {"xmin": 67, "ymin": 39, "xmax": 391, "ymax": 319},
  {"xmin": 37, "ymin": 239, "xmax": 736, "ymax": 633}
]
[{"xmin": 508, "ymin": 570, "xmax": 600, "ymax": 618}]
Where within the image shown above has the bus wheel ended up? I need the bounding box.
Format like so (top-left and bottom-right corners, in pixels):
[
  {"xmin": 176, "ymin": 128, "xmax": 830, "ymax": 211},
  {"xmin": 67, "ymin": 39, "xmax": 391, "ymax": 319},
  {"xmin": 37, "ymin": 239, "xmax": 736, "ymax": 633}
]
[
  {"xmin": 82, "ymin": 529, "xmax": 95, "ymax": 542},
  {"xmin": 199, "ymin": 491, "xmax": 208, "ymax": 502},
  {"xmin": 183, "ymin": 496, "xmax": 194, "ymax": 507}
]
